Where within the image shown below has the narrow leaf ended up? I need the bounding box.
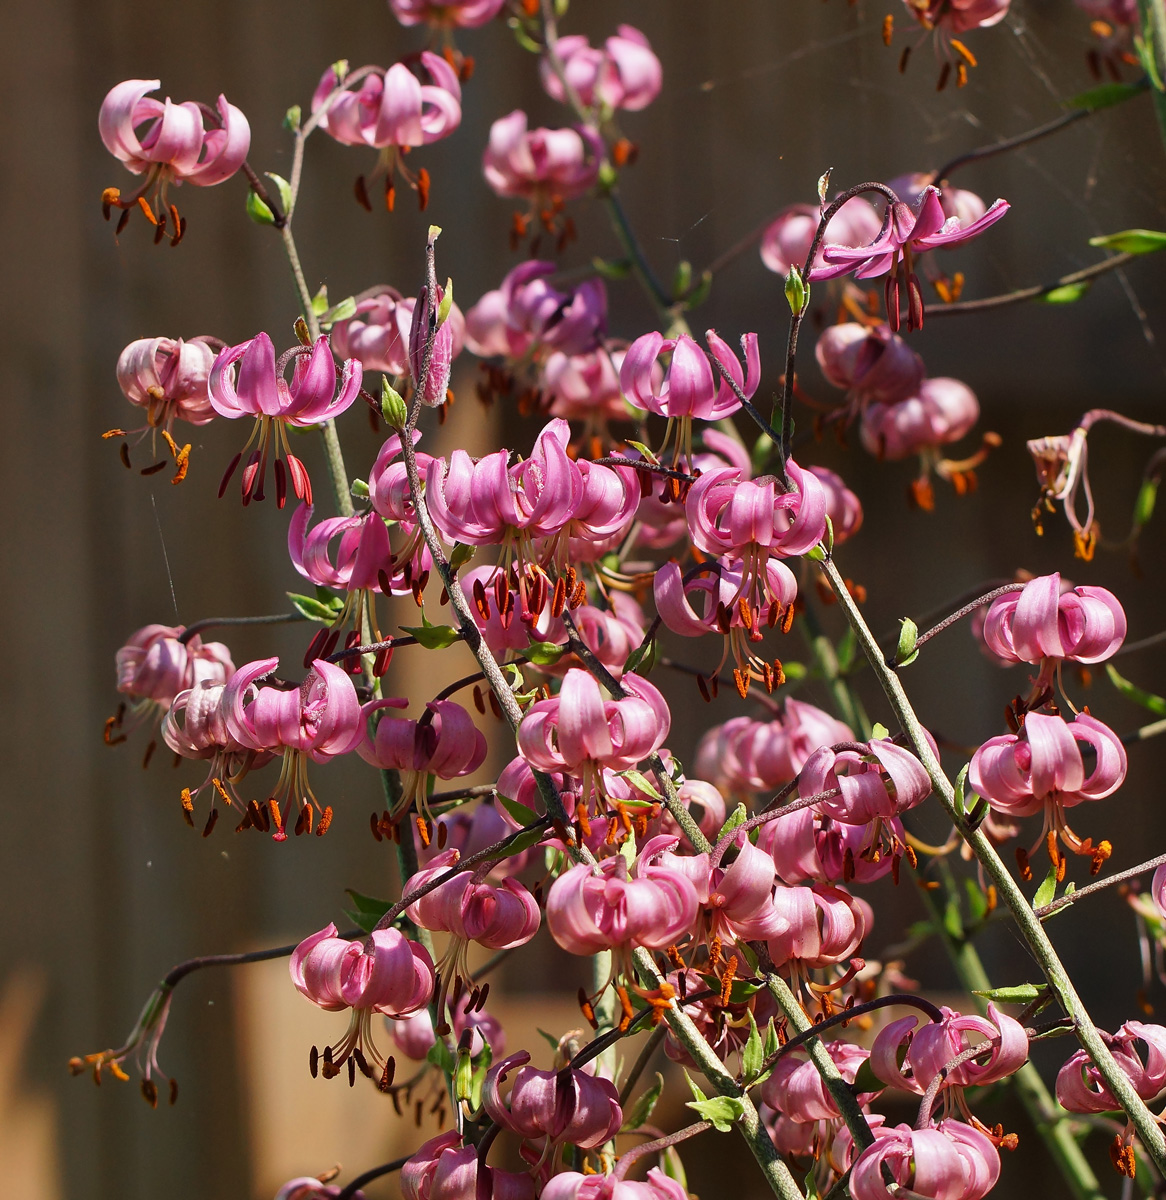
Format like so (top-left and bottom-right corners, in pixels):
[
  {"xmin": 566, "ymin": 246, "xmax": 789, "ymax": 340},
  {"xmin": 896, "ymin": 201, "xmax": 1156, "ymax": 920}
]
[
  {"xmin": 1106, "ymin": 663, "xmax": 1166, "ymax": 716},
  {"xmin": 1033, "ymin": 862, "xmax": 1059, "ymax": 909},
  {"xmin": 1088, "ymin": 228, "xmax": 1166, "ymax": 255},
  {"xmin": 622, "ymin": 1073, "xmax": 664, "ymax": 1131}
]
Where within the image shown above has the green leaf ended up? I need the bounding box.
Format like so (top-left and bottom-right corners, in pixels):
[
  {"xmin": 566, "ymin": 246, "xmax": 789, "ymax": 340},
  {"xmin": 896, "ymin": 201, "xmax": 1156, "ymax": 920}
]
[
  {"xmin": 536, "ymin": 1028, "xmax": 561, "ymax": 1054},
  {"xmin": 619, "ymin": 829, "xmax": 637, "ymax": 870},
  {"xmin": 953, "ymin": 763, "xmax": 971, "ymax": 817},
  {"xmin": 764, "ymin": 1019, "xmax": 779, "ymax": 1059},
  {"xmin": 500, "ymin": 824, "xmax": 550, "ymax": 857},
  {"xmin": 497, "ymin": 794, "xmax": 539, "ymax": 827},
  {"xmin": 717, "ymin": 803, "xmax": 749, "ymax": 842},
  {"xmin": 685, "ymin": 270, "xmax": 713, "ymax": 310},
  {"xmin": 741, "ymin": 1012, "xmax": 764, "ymax": 1082},
  {"xmin": 592, "ymin": 257, "xmax": 633, "ymax": 280},
  {"xmin": 1088, "ymin": 228, "xmax": 1166, "ymax": 255},
  {"xmin": 623, "ymin": 637, "xmax": 657, "ymax": 676},
  {"xmin": 803, "ymin": 1169, "xmax": 821, "ymax": 1200},
  {"xmin": 1067, "ymin": 80, "xmax": 1148, "ymax": 111},
  {"xmin": 672, "ymin": 260, "xmax": 693, "ymax": 302},
  {"xmin": 1038, "ymin": 281, "xmax": 1091, "ymax": 305},
  {"xmin": 287, "ymin": 591, "xmax": 343, "ymax": 623},
  {"xmin": 319, "ymin": 296, "xmax": 356, "ymax": 330},
  {"xmin": 852, "ymin": 1059, "xmax": 883, "ymax": 1095},
  {"xmin": 283, "ymin": 105, "xmax": 302, "ymax": 132},
  {"xmin": 784, "ymin": 265, "xmax": 809, "ymax": 316},
  {"xmin": 750, "ymin": 433, "xmax": 775, "ymax": 476},
  {"xmin": 683, "ymin": 1070, "xmax": 708, "ymax": 1103},
  {"xmin": 1106, "ymin": 663, "xmax": 1166, "ymax": 716},
  {"xmin": 1033, "ymin": 862, "xmax": 1059, "ymax": 909},
  {"xmin": 965, "ymin": 878, "xmax": 988, "ymax": 923},
  {"xmin": 871, "ymin": 722, "xmax": 890, "ymax": 741},
  {"xmin": 400, "ymin": 615, "xmax": 461, "ymax": 650},
  {"xmin": 342, "ymin": 890, "xmax": 393, "ymax": 933},
  {"xmin": 526, "ymin": 641, "xmax": 566, "ymax": 666},
  {"xmin": 622, "ymin": 1072, "xmax": 664, "ymax": 1130},
  {"xmin": 661, "ymin": 1147, "xmax": 687, "ymax": 1189},
  {"xmin": 311, "ymin": 284, "xmax": 329, "ymax": 316},
  {"xmin": 437, "ymin": 279, "xmax": 454, "ymax": 326},
  {"xmin": 621, "ymin": 769, "xmax": 662, "ymax": 800},
  {"xmin": 350, "ymin": 478, "xmax": 370, "ymax": 500},
  {"xmin": 1134, "ymin": 477, "xmax": 1159, "ymax": 528},
  {"xmin": 624, "ymin": 439, "xmax": 659, "ymax": 465},
  {"xmin": 686, "ymin": 1095, "xmax": 746, "ymax": 1132},
  {"xmin": 427, "ymin": 1039, "xmax": 456, "ymax": 1074},
  {"xmin": 245, "ymin": 172, "xmax": 292, "ymax": 226},
  {"xmin": 942, "ymin": 896, "xmax": 964, "ymax": 941},
  {"xmin": 972, "ymin": 983, "xmax": 1046, "ymax": 1003},
  {"xmin": 896, "ymin": 617, "xmax": 919, "ymax": 667},
  {"xmin": 448, "ymin": 542, "xmax": 476, "ymax": 572}
]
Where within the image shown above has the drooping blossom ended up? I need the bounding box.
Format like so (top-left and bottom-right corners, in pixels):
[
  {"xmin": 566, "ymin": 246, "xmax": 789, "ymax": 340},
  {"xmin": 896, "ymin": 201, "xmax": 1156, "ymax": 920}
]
[
  {"xmin": 981, "ymin": 573, "xmax": 1126, "ymax": 677},
  {"xmin": 565, "ymin": 594, "xmax": 647, "ymax": 677},
  {"xmin": 849, "ymin": 1120, "xmax": 1001, "ymax": 1200},
  {"xmin": 654, "ymin": 557, "xmax": 798, "ymax": 696},
  {"xmin": 761, "ymin": 1040, "xmax": 878, "ymax": 1123},
  {"xmin": 902, "ymin": 0, "xmax": 1012, "ymax": 38},
  {"xmin": 465, "ymin": 261, "xmax": 607, "ymax": 361},
  {"xmin": 807, "ymin": 466, "xmax": 864, "ymax": 543},
  {"xmin": 389, "ymin": 0, "xmax": 504, "ymax": 28},
  {"xmin": 99, "ymin": 80, "xmax": 250, "ymax": 241},
  {"xmin": 546, "ymin": 834, "xmax": 700, "ymax": 960},
  {"xmin": 116, "ymin": 336, "xmax": 218, "ymax": 433},
  {"xmin": 223, "ymin": 658, "xmax": 365, "ymax": 838},
  {"xmin": 888, "ymin": 173, "xmax": 987, "ymax": 228},
  {"xmin": 517, "ymin": 668, "xmax": 670, "ymax": 810},
  {"xmin": 291, "ymin": 922, "xmax": 434, "ymax": 1088},
  {"xmin": 686, "ymin": 458, "xmax": 829, "ymax": 562},
  {"xmin": 330, "ymin": 288, "xmax": 466, "ymax": 377},
  {"xmin": 359, "ymin": 699, "xmax": 487, "ymax": 828},
  {"xmin": 483, "ymin": 1051, "xmax": 622, "ymax": 1150},
  {"xmin": 861, "ymin": 378, "xmax": 980, "ymax": 462},
  {"xmin": 109, "ymin": 624, "xmax": 234, "ymax": 744},
  {"xmin": 209, "ymin": 333, "xmax": 363, "ymax": 507},
  {"xmin": 766, "ymin": 884, "xmax": 869, "ymax": 974},
  {"xmin": 540, "ymin": 25, "xmax": 663, "ymax": 112},
  {"xmin": 813, "ymin": 186, "xmax": 1010, "ymax": 330},
  {"xmin": 969, "ymin": 710, "xmax": 1126, "ymax": 866},
  {"xmin": 483, "ymin": 110, "xmax": 603, "ymax": 205},
  {"xmin": 541, "ymin": 1168, "xmax": 687, "ymax": 1200},
  {"xmin": 1057, "ymin": 1022, "xmax": 1166, "ymax": 1112},
  {"xmin": 815, "ymin": 322, "xmax": 926, "ymax": 406},
  {"xmin": 312, "ymin": 55, "xmax": 460, "ymax": 210},
  {"xmin": 759, "ymin": 806, "xmax": 907, "ymax": 886},
  {"xmin": 694, "ymin": 700, "xmax": 854, "ymax": 795},
  {"xmin": 368, "ymin": 432, "xmax": 437, "ymax": 596},
  {"xmin": 871, "ymin": 1004, "xmax": 1028, "ymax": 1102},
  {"xmin": 459, "ymin": 564, "xmax": 564, "ymax": 658},
  {"xmin": 798, "ymin": 736, "xmax": 934, "ymax": 825},
  {"xmin": 402, "ymin": 1132, "xmax": 535, "ymax": 1200},
  {"xmin": 760, "ymin": 199, "xmax": 883, "ymax": 278},
  {"xmin": 650, "ymin": 778, "xmax": 727, "ymax": 849}
]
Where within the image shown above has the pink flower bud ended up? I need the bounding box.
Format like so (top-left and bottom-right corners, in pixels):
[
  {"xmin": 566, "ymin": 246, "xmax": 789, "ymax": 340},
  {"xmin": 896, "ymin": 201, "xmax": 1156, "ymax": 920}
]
[
  {"xmin": 290, "ymin": 922, "xmax": 434, "ymax": 1016},
  {"xmin": 99, "ymin": 80, "xmax": 250, "ymax": 186},
  {"xmin": 871, "ymin": 1004, "xmax": 1028, "ymax": 1095},
  {"xmin": 798, "ymin": 736, "xmax": 934, "ymax": 824},
  {"xmin": 981, "ymin": 572, "xmax": 1126, "ymax": 665},
  {"xmin": 1057, "ymin": 1021, "xmax": 1166, "ymax": 1112},
  {"xmin": 483, "ymin": 1051, "xmax": 622, "ymax": 1149},
  {"xmin": 969, "ymin": 711, "xmax": 1127, "ymax": 819},
  {"xmin": 483, "ymin": 111, "xmax": 602, "ymax": 201},
  {"xmin": 850, "ymin": 1120, "xmax": 1000, "ymax": 1200},
  {"xmin": 116, "ymin": 336, "xmax": 218, "ymax": 429},
  {"xmin": 540, "ymin": 25, "xmax": 663, "ymax": 112},
  {"xmin": 312, "ymin": 54, "xmax": 461, "ymax": 150},
  {"xmin": 806, "ymin": 466, "xmax": 863, "ymax": 544},
  {"xmin": 331, "ymin": 290, "xmax": 466, "ymax": 377},
  {"xmin": 860, "ymin": 377, "xmax": 980, "ymax": 461},
  {"xmin": 389, "ymin": 1008, "xmax": 436, "ymax": 1061},
  {"xmin": 761, "ymin": 1040, "xmax": 876, "ymax": 1122},
  {"xmin": 760, "ymin": 199, "xmax": 883, "ymax": 278},
  {"xmin": 814, "ymin": 323, "xmax": 926, "ymax": 405}
]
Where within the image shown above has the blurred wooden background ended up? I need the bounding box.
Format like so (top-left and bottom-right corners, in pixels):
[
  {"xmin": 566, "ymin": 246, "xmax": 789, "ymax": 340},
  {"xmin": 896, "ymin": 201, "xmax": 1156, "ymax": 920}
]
[{"xmin": 2, "ymin": 0, "xmax": 1166, "ymax": 1196}]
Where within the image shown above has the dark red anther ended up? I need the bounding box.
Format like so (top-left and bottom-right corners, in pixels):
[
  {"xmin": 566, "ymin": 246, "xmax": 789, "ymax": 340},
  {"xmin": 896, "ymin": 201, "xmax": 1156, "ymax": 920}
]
[
  {"xmin": 374, "ymin": 643, "xmax": 394, "ymax": 676},
  {"xmin": 354, "ymin": 175, "xmax": 372, "ymax": 211},
  {"xmin": 304, "ymin": 626, "xmax": 329, "ymax": 669},
  {"xmin": 218, "ymin": 451, "xmax": 243, "ymax": 498},
  {"xmin": 274, "ymin": 457, "xmax": 287, "ymax": 509}
]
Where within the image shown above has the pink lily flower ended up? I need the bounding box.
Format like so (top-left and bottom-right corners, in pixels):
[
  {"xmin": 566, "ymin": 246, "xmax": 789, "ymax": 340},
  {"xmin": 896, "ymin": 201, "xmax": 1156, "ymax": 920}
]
[
  {"xmin": 565, "ymin": 594, "xmax": 646, "ymax": 678},
  {"xmin": 888, "ymin": 173, "xmax": 988, "ymax": 227},
  {"xmin": 694, "ymin": 700, "xmax": 854, "ymax": 796},
  {"xmin": 648, "ymin": 777, "xmax": 726, "ymax": 850},
  {"xmin": 416, "ymin": 801, "xmax": 534, "ymax": 878},
  {"xmin": 291, "ymin": 921, "xmax": 434, "ymax": 1088},
  {"xmin": 798, "ymin": 736, "xmax": 934, "ymax": 825},
  {"xmin": 814, "ymin": 186, "xmax": 1009, "ymax": 330},
  {"xmin": 970, "ymin": 710, "xmax": 1125, "ymax": 866},
  {"xmin": 402, "ymin": 1132, "xmax": 535, "ymax": 1200},
  {"xmin": 815, "ymin": 322, "xmax": 926, "ymax": 406},
  {"xmin": 850, "ymin": 1120, "xmax": 1001, "ymax": 1200},
  {"xmin": 99, "ymin": 80, "xmax": 250, "ymax": 241},
  {"xmin": 163, "ymin": 680, "xmax": 273, "ymax": 821},
  {"xmin": 312, "ymin": 55, "xmax": 460, "ymax": 210},
  {"xmin": 546, "ymin": 834, "xmax": 700, "ymax": 958},
  {"xmin": 482, "ymin": 110, "xmax": 603, "ymax": 202},
  {"xmin": 903, "ymin": 0, "xmax": 1012, "ymax": 37},
  {"xmin": 761, "ymin": 1040, "xmax": 877, "ymax": 1123},
  {"xmin": 981, "ymin": 572, "xmax": 1126, "ymax": 671},
  {"xmin": 654, "ymin": 557, "xmax": 798, "ymax": 697},
  {"xmin": 540, "ymin": 25, "xmax": 663, "ymax": 113},
  {"xmin": 760, "ymin": 199, "xmax": 883, "ymax": 278},
  {"xmin": 1057, "ymin": 1021, "xmax": 1166, "ymax": 1112},
  {"xmin": 860, "ymin": 378, "xmax": 980, "ymax": 461},
  {"xmin": 330, "ymin": 288, "xmax": 465, "ymax": 377},
  {"xmin": 222, "ymin": 658, "xmax": 364, "ymax": 838},
  {"xmin": 542, "ymin": 345, "xmax": 629, "ymax": 424},
  {"xmin": 517, "ymin": 668, "xmax": 670, "ymax": 810},
  {"xmin": 541, "ymin": 1169, "xmax": 687, "ymax": 1200},
  {"xmin": 766, "ymin": 883, "xmax": 869, "ymax": 973},
  {"xmin": 459, "ymin": 564, "xmax": 564, "ymax": 657},
  {"xmin": 389, "ymin": 0, "xmax": 504, "ymax": 28},
  {"xmin": 483, "ymin": 1051, "xmax": 622, "ymax": 1150},
  {"xmin": 807, "ymin": 466, "xmax": 864, "ymax": 544},
  {"xmin": 369, "ymin": 433, "xmax": 437, "ymax": 598},
  {"xmin": 686, "ymin": 458, "xmax": 829, "ymax": 561},
  {"xmin": 759, "ymin": 807, "xmax": 907, "ymax": 886},
  {"xmin": 209, "ymin": 332, "xmax": 362, "ymax": 508},
  {"xmin": 871, "ymin": 1004, "xmax": 1028, "ymax": 1099},
  {"xmin": 116, "ymin": 336, "xmax": 218, "ymax": 432},
  {"xmin": 359, "ymin": 699, "xmax": 486, "ymax": 829},
  {"xmin": 425, "ymin": 417, "xmax": 583, "ymax": 548}
]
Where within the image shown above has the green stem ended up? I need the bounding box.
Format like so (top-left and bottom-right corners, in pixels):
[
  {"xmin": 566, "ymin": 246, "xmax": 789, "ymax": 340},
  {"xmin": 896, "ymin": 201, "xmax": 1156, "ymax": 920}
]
[
  {"xmin": 798, "ymin": 608, "xmax": 869, "ymax": 737},
  {"xmin": 918, "ymin": 870, "xmax": 1106, "ymax": 1200},
  {"xmin": 1136, "ymin": 0, "xmax": 1166, "ymax": 152},
  {"xmin": 763, "ymin": 972, "xmax": 876, "ymax": 1152},
  {"xmin": 818, "ymin": 555, "xmax": 1166, "ymax": 1176}
]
